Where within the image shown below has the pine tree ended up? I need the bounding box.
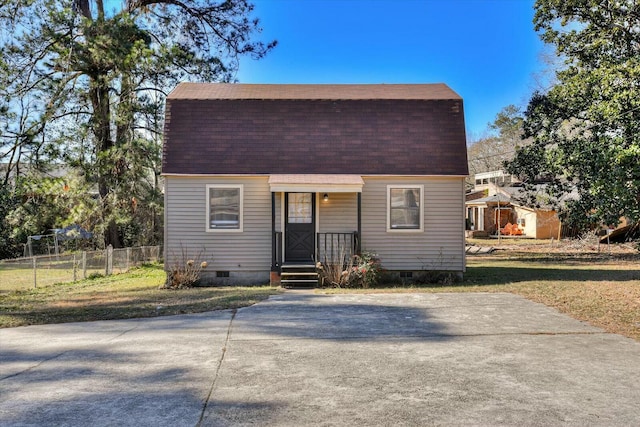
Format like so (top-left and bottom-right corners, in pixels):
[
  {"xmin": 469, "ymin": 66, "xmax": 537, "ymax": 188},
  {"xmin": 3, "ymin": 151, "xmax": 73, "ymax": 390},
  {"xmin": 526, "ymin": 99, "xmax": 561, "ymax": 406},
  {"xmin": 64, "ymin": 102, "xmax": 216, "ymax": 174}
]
[{"xmin": 0, "ymin": 0, "xmax": 276, "ymax": 247}]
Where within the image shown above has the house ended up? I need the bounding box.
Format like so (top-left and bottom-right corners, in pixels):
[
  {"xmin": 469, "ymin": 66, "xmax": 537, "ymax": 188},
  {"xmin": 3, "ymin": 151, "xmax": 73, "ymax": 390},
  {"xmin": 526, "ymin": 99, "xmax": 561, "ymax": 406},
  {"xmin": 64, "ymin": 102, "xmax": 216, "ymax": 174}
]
[
  {"xmin": 162, "ymin": 83, "xmax": 468, "ymax": 285},
  {"xmin": 472, "ymin": 170, "xmax": 519, "ymax": 191},
  {"xmin": 465, "ymin": 173, "xmax": 562, "ymax": 239}
]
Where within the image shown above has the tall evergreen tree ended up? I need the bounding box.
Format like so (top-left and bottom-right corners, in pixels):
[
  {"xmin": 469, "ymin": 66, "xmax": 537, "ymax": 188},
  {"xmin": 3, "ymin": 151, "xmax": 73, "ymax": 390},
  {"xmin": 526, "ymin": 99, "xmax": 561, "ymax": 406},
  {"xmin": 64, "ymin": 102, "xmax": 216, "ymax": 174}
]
[{"xmin": 0, "ymin": 0, "xmax": 275, "ymax": 248}]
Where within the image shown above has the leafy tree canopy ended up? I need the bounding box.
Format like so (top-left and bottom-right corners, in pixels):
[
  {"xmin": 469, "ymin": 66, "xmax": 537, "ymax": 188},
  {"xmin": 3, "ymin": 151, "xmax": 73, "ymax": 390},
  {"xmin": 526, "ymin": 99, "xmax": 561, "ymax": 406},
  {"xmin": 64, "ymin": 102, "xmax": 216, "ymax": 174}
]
[
  {"xmin": 0, "ymin": 0, "xmax": 275, "ymax": 249},
  {"xmin": 506, "ymin": 0, "xmax": 640, "ymax": 228}
]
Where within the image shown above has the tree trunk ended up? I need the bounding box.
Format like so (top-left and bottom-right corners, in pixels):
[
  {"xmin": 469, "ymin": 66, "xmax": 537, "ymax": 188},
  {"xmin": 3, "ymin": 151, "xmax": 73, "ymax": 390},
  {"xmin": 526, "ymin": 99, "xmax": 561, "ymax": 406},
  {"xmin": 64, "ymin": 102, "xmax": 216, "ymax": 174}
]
[
  {"xmin": 74, "ymin": 0, "xmax": 122, "ymax": 248},
  {"xmin": 90, "ymin": 80, "xmax": 122, "ymax": 248}
]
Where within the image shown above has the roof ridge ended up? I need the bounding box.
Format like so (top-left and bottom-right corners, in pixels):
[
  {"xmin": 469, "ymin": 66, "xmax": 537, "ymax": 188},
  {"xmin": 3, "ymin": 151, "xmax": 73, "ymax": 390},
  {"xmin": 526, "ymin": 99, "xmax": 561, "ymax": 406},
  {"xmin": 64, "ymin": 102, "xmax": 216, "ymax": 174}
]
[{"xmin": 167, "ymin": 82, "xmax": 462, "ymax": 100}]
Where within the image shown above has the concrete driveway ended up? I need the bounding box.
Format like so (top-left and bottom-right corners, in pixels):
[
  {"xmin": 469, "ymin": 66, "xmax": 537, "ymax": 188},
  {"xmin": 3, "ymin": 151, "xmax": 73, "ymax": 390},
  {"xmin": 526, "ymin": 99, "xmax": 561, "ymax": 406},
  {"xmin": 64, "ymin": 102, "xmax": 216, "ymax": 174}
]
[{"xmin": 1, "ymin": 292, "xmax": 639, "ymax": 426}]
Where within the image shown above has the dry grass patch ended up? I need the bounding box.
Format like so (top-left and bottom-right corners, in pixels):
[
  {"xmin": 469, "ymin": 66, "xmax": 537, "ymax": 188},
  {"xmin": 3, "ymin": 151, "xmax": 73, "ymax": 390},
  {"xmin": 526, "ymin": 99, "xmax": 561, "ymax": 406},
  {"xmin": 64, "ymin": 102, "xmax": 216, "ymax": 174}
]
[
  {"xmin": 463, "ymin": 254, "xmax": 640, "ymax": 341},
  {"xmin": 512, "ymin": 279, "xmax": 640, "ymax": 341}
]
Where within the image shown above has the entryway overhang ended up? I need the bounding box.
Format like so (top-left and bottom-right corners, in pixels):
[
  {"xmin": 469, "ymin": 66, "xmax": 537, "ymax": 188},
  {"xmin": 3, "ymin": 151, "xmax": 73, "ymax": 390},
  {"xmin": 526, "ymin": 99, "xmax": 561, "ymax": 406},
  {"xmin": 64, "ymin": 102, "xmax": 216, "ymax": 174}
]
[{"xmin": 268, "ymin": 174, "xmax": 364, "ymax": 193}]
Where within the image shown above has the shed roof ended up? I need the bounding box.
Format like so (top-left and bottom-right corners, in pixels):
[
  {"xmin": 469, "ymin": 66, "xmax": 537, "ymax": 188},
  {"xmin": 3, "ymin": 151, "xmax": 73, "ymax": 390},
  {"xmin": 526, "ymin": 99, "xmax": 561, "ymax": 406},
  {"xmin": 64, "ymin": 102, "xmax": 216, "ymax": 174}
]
[
  {"xmin": 466, "ymin": 193, "xmax": 512, "ymax": 205},
  {"xmin": 162, "ymin": 83, "xmax": 468, "ymax": 176}
]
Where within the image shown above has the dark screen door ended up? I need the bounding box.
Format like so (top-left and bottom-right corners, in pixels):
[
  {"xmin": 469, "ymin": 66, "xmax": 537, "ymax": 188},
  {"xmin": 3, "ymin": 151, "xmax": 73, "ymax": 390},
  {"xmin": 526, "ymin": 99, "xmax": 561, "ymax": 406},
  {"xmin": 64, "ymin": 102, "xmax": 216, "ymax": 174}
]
[{"xmin": 285, "ymin": 193, "xmax": 315, "ymax": 262}]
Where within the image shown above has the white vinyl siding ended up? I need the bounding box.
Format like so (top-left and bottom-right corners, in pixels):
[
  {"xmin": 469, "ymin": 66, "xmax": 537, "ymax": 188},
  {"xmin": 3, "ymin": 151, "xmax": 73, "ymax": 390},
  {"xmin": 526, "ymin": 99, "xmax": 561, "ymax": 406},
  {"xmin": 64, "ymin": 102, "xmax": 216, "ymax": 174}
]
[
  {"xmin": 361, "ymin": 177, "xmax": 465, "ymax": 272},
  {"xmin": 164, "ymin": 175, "xmax": 466, "ymax": 280},
  {"xmin": 274, "ymin": 192, "xmax": 282, "ymax": 232},
  {"xmin": 165, "ymin": 177, "xmax": 271, "ymax": 275},
  {"xmin": 318, "ymin": 192, "xmax": 358, "ymax": 233}
]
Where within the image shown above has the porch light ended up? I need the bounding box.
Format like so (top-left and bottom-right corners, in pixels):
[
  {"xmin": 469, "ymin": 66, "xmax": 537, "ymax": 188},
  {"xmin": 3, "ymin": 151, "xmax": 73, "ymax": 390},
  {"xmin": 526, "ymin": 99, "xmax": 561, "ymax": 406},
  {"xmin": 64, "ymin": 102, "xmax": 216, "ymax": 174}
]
[{"xmin": 323, "ymin": 193, "xmax": 329, "ymax": 202}]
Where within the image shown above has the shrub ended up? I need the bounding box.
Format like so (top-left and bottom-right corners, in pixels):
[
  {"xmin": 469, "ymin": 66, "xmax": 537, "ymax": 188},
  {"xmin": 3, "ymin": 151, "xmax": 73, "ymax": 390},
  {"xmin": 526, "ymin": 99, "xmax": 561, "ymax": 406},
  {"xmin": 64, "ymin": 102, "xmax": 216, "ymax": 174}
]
[
  {"xmin": 350, "ymin": 251, "xmax": 382, "ymax": 288},
  {"xmin": 165, "ymin": 246, "xmax": 209, "ymax": 289},
  {"xmin": 317, "ymin": 250, "xmax": 382, "ymax": 288},
  {"xmin": 316, "ymin": 246, "xmax": 354, "ymax": 288}
]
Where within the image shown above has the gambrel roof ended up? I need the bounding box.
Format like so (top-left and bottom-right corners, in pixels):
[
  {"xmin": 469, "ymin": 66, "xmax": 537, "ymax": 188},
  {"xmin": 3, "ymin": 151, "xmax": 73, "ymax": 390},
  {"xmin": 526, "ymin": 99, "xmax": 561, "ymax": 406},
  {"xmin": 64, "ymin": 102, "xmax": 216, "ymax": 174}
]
[{"xmin": 162, "ymin": 83, "xmax": 468, "ymax": 176}]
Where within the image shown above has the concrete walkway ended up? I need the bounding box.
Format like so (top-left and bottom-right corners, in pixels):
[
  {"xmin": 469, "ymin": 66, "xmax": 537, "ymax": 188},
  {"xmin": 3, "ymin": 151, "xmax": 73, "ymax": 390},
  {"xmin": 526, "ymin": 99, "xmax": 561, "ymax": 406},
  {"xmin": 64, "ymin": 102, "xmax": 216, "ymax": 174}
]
[{"xmin": 1, "ymin": 292, "xmax": 639, "ymax": 426}]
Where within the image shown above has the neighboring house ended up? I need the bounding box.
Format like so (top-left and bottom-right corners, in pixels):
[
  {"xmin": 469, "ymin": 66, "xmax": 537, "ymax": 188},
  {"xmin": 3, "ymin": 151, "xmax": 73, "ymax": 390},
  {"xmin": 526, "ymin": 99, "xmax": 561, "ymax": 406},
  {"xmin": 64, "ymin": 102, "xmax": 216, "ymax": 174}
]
[
  {"xmin": 465, "ymin": 191, "xmax": 511, "ymax": 236},
  {"xmin": 162, "ymin": 83, "xmax": 468, "ymax": 285},
  {"xmin": 472, "ymin": 170, "xmax": 519, "ymax": 192},
  {"xmin": 465, "ymin": 174, "xmax": 561, "ymax": 239}
]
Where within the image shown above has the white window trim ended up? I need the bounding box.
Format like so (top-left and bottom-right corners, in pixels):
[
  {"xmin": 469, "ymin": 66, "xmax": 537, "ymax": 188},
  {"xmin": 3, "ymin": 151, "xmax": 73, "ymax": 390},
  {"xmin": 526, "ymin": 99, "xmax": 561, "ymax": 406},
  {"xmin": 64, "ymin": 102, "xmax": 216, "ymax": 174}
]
[
  {"xmin": 386, "ymin": 184, "xmax": 424, "ymax": 233},
  {"xmin": 206, "ymin": 184, "xmax": 243, "ymax": 233}
]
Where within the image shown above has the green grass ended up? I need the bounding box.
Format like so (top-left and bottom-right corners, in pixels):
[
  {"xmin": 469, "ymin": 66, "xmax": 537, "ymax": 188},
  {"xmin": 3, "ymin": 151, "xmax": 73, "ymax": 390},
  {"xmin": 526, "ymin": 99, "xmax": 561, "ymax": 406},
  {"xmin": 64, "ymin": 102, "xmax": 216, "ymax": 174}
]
[
  {"xmin": 0, "ymin": 261, "xmax": 105, "ymax": 291},
  {"xmin": 0, "ymin": 263, "xmax": 281, "ymax": 327}
]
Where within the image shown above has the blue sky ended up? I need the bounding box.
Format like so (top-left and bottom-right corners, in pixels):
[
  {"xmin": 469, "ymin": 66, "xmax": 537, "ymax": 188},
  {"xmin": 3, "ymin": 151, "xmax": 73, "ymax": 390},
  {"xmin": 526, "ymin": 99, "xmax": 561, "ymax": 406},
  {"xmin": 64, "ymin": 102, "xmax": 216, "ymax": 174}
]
[{"xmin": 236, "ymin": 0, "xmax": 549, "ymax": 139}]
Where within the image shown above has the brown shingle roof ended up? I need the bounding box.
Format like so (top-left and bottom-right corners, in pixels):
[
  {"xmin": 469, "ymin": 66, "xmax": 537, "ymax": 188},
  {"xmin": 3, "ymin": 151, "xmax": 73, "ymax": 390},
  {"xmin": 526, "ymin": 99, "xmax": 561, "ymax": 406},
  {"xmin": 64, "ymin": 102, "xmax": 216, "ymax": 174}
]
[
  {"xmin": 162, "ymin": 83, "xmax": 468, "ymax": 176},
  {"xmin": 168, "ymin": 83, "xmax": 461, "ymax": 101}
]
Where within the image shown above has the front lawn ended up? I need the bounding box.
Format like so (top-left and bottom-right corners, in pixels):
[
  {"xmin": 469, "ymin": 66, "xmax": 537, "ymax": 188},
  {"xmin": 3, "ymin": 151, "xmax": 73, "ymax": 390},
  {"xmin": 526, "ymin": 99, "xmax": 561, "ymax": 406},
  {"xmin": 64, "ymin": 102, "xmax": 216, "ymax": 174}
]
[
  {"xmin": 2, "ymin": 248, "xmax": 639, "ymax": 343},
  {"xmin": 0, "ymin": 263, "xmax": 280, "ymax": 327}
]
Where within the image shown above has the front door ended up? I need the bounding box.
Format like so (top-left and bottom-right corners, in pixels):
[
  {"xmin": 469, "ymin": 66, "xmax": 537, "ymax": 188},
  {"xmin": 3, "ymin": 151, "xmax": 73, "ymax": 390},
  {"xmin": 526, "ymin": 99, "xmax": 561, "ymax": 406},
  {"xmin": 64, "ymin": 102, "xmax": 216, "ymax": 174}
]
[{"xmin": 285, "ymin": 192, "xmax": 316, "ymax": 262}]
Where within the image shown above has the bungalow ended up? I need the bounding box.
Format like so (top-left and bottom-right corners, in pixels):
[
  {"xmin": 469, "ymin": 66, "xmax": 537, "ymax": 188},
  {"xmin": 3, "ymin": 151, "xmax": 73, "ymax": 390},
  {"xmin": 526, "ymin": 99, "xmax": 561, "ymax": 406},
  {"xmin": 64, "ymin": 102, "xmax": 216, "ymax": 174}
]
[
  {"xmin": 465, "ymin": 176, "xmax": 562, "ymax": 239},
  {"xmin": 162, "ymin": 83, "xmax": 468, "ymax": 285}
]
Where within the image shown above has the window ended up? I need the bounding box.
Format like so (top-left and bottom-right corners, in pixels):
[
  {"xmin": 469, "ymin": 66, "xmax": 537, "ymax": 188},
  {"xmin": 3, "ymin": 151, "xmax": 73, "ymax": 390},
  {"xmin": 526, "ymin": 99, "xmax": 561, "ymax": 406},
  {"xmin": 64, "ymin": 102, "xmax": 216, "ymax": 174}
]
[
  {"xmin": 206, "ymin": 184, "xmax": 243, "ymax": 232},
  {"xmin": 287, "ymin": 193, "xmax": 312, "ymax": 223},
  {"xmin": 387, "ymin": 185, "xmax": 423, "ymax": 232}
]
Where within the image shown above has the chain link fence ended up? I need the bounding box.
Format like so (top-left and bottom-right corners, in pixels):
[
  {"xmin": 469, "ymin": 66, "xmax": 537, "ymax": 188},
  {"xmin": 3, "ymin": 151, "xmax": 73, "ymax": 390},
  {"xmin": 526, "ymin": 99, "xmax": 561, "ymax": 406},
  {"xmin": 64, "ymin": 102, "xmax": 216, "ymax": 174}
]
[{"xmin": 0, "ymin": 246, "xmax": 162, "ymax": 292}]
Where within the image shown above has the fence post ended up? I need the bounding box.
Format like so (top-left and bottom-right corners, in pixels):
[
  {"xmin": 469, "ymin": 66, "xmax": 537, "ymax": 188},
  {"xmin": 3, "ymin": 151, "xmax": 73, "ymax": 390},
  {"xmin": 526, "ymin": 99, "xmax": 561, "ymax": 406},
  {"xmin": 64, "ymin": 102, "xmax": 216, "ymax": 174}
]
[
  {"xmin": 32, "ymin": 257, "xmax": 37, "ymax": 288},
  {"xmin": 109, "ymin": 245, "xmax": 113, "ymax": 275},
  {"xmin": 105, "ymin": 245, "xmax": 113, "ymax": 276},
  {"xmin": 126, "ymin": 247, "xmax": 131, "ymax": 271},
  {"xmin": 73, "ymin": 253, "xmax": 77, "ymax": 282},
  {"xmin": 82, "ymin": 251, "xmax": 87, "ymax": 279}
]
